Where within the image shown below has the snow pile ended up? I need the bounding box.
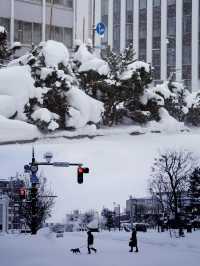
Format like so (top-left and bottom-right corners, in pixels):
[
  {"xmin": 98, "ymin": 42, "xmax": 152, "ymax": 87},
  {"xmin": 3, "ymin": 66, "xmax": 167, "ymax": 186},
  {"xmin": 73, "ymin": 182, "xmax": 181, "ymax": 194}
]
[
  {"xmin": 65, "ymin": 87, "xmax": 104, "ymax": 128},
  {"xmin": 0, "ymin": 95, "xmax": 17, "ymax": 118},
  {"xmin": 120, "ymin": 61, "xmax": 150, "ymax": 80},
  {"xmin": 0, "ymin": 65, "xmax": 35, "ymax": 120},
  {"xmin": 31, "ymin": 108, "xmax": 59, "ymax": 131},
  {"xmin": 74, "ymin": 43, "xmax": 109, "ymax": 75},
  {"xmin": 147, "ymin": 108, "xmax": 187, "ymax": 133},
  {"xmin": 0, "ymin": 25, "xmax": 6, "ymax": 33},
  {"xmin": 153, "ymin": 82, "xmax": 174, "ymax": 99},
  {"xmin": 0, "ymin": 115, "xmax": 40, "ymax": 142},
  {"xmin": 141, "ymin": 88, "xmax": 164, "ymax": 106},
  {"xmin": 41, "ymin": 40, "xmax": 69, "ymax": 67}
]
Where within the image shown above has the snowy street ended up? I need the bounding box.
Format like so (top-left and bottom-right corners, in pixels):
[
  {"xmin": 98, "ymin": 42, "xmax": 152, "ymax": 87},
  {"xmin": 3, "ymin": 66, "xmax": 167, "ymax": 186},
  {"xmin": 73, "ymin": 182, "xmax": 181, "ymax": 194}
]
[{"xmin": 0, "ymin": 230, "xmax": 200, "ymax": 266}]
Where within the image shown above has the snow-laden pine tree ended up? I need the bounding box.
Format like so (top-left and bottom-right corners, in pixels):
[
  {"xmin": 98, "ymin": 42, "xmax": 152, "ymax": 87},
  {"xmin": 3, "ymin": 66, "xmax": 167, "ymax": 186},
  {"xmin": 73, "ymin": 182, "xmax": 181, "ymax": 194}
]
[
  {"xmin": 185, "ymin": 93, "xmax": 200, "ymax": 126},
  {"xmin": 188, "ymin": 167, "xmax": 200, "ymax": 215},
  {"xmin": 22, "ymin": 41, "xmax": 78, "ymax": 132},
  {"xmin": 74, "ymin": 42, "xmax": 153, "ymax": 126},
  {"xmin": 0, "ymin": 26, "xmax": 10, "ymax": 61}
]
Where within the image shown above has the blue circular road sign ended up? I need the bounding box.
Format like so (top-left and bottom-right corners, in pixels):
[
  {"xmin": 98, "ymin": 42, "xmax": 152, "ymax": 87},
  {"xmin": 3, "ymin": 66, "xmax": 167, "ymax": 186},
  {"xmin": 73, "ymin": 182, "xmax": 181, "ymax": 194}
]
[{"xmin": 96, "ymin": 22, "xmax": 106, "ymax": 36}]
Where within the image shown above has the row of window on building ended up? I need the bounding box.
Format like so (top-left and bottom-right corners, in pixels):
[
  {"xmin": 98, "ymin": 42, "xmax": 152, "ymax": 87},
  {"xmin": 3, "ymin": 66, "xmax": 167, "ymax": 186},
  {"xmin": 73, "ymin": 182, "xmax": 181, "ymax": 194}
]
[
  {"xmin": 0, "ymin": 17, "xmax": 72, "ymax": 48},
  {"xmin": 101, "ymin": 0, "xmax": 198, "ymax": 87},
  {"xmin": 29, "ymin": 0, "xmax": 73, "ymax": 8}
]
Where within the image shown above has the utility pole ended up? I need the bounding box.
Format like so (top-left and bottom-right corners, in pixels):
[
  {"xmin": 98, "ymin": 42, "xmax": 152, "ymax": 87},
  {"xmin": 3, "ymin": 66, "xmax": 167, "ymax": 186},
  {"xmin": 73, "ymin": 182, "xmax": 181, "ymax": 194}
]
[
  {"xmin": 92, "ymin": 0, "xmax": 96, "ymax": 48},
  {"xmin": 49, "ymin": 0, "xmax": 54, "ymax": 39},
  {"xmin": 83, "ymin": 17, "xmax": 85, "ymax": 43},
  {"xmin": 24, "ymin": 148, "xmax": 89, "ymax": 234}
]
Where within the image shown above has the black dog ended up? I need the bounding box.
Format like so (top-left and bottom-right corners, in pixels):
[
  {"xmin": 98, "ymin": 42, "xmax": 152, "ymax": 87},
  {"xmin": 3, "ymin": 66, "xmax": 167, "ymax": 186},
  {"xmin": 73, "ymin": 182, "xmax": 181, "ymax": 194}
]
[{"xmin": 70, "ymin": 248, "xmax": 81, "ymax": 254}]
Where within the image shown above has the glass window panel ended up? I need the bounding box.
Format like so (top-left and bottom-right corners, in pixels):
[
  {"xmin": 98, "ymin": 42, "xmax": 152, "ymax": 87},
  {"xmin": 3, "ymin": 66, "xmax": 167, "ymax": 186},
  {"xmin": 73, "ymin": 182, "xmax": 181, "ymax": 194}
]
[
  {"xmin": 63, "ymin": 27, "xmax": 72, "ymax": 48},
  {"xmin": 139, "ymin": 0, "xmax": 147, "ymax": 9},
  {"xmin": 14, "ymin": 20, "xmax": 23, "ymax": 43},
  {"xmin": 33, "ymin": 23, "xmax": 42, "ymax": 44},
  {"xmin": 23, "ymin": 22, "xmax": 32, "ymax": 44}
]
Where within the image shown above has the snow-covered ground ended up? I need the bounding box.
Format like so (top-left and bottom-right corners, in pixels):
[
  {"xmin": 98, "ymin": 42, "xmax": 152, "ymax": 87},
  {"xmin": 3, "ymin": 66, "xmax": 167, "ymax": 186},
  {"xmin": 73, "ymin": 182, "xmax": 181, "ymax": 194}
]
[{"xmin": 0, "ymin": 230, "xmax": 199, "ymax": 266}]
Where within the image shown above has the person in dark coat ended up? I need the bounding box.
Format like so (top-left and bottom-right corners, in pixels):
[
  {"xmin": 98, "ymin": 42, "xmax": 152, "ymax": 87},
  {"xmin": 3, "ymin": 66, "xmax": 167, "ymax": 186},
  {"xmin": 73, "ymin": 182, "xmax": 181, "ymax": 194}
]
[
  {"xmin": 129, "ymin": 228, "xmax": 139, "ymax": 252},
  {"xmin": 87, "ymin": 231, "xmax": 97, "ymax": 254}
]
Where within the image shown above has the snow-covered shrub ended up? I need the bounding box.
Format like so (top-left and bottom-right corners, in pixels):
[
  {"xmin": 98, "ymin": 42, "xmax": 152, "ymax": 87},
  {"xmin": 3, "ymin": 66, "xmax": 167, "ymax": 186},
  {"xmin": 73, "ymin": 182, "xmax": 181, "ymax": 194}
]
[
  {"xmin": 0, "ymin": 65, "xmax": 35, "ymax": 120},
  {"xmin": 74, "ymin": 42, "xmax": 152, "ymax": 126},
  {"xmin": 8, "ymin": 40, "xmax": 104, "ymax": 132},
  {"xmin": 153, "ymin": 81, "xmax": 189, "ymax": 122},
  {"xmin": 0, "ymin": 26, "xmax": 10, "ymax": 61},
  {"xmin": 185, "ymin": 93, "xmax": 200, "ymax": 126},
  {"xmin": 0, "ymin": 95, "xmax": 17, "ymax": 118}
]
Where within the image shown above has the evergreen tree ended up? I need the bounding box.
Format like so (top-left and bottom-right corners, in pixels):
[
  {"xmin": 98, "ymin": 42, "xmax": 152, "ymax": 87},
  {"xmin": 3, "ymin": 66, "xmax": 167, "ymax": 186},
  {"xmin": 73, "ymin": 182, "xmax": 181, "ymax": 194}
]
[
  {"xmin": 162, "ymin": 80, "xmax": 188, "ymax": 122},
  {"xmin": 76, "ymin": 43, "xmax": 153, "ymax": 126},
  {"xmin": 185, "ymin": 93, "xmax": 200, "ymax": 127},
  {"xmin": 0, "ymin": 26, "xmax": 10, "ymax": 61},
  {"xmin": 22, "ymin": 44, "xmax": 77, "ymax": 132},
  {"xmin": 188, "ymin": 167, "xmax": 200, "ymax": 215}
]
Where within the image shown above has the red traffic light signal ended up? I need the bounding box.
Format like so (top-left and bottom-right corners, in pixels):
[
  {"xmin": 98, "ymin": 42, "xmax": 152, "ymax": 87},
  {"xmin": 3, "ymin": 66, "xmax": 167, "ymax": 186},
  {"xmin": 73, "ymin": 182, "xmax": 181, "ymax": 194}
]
[{"xmin": 77, "ymin": 167, "xmax": 89, "ymax": 184}]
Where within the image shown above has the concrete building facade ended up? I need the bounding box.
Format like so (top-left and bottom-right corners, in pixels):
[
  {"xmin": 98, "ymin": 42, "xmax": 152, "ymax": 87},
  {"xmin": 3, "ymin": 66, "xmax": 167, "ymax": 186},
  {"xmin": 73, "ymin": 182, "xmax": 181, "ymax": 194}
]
[
  {"xmin": 0, "ymin": 0, "xmax": 73, "ymax": 52},
  {"xmin": 99, "ymin": 0, "xmax": 200, "ymax": 91}
]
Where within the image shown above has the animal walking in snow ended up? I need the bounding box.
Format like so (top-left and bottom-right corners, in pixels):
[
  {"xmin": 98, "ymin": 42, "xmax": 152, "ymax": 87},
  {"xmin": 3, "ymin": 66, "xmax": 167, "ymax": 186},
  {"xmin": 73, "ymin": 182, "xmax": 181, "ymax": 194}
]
[{"xmin": 70, "ymin": 248, "xmax": 81, "ymax": 254}]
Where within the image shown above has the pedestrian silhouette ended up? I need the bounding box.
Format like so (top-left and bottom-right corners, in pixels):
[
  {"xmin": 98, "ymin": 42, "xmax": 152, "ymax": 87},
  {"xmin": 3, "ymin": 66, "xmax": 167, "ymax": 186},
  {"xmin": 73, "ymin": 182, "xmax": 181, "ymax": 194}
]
[
  {"xmin": 87, "ymin": 231, "xmax": 97, "ymax": 254},
  {"xmin": 129, "ymin": 228, "xmax": 139, "ymax": 252}
]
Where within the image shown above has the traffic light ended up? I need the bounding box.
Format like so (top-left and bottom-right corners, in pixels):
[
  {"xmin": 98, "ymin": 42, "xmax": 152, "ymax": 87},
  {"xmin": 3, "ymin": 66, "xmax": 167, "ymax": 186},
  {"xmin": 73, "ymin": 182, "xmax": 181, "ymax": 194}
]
[{"xmin": 77, "ymin": 167, "xmax": 89, "ymax": 184}]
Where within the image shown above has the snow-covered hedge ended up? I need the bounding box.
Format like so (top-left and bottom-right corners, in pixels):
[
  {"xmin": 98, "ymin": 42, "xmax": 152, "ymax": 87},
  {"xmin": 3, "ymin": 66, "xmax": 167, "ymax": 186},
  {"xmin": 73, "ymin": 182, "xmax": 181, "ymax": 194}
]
[{"xmin": 0, "ymin": 40, "xmax": 105, "ymax": 133}]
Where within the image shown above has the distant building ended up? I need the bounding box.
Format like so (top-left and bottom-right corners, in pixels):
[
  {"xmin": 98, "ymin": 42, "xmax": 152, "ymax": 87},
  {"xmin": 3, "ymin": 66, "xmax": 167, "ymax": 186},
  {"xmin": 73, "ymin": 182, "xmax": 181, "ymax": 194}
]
[
  {"xmin": 126, "ymin": 195, "xmax": 161, "ymax": 222},
  {"xmin": 0, "ymin": 194, "xmax": 9, "ymax": 232},
  {"xmin": 0, "ymin": 178, "xmax": 26, "ymax": 231}
]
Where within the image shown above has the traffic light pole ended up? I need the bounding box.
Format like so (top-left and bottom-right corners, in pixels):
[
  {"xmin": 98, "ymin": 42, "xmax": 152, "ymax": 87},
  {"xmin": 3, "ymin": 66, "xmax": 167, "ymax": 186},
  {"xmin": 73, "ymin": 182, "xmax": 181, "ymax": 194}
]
[{"xmin": 24, "ymin": 149, "xmax": 89, "ymax": 234}]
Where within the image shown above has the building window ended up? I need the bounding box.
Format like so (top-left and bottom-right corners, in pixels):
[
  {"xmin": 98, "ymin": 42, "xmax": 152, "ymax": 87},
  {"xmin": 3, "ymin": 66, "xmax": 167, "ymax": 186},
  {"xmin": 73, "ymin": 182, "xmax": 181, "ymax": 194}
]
[
  {"xmin": 152, "ymin": 0, "xmax": 161, "ymax": 80},
  {"xmin": 167, "ymin": 0, "xmax": 176, "ymax": 79},
  {"xmin": 199, "ymin": 0, "xmax": 200, "ymax": 78},
  {"xmin": 126, "ymin": 0, "xmax": 133, "ymax": 47},
  {"xmin": 23, "ymin": 22, "xmax": 33, "ymax": 44},
  {"xmin": 113, "ymin": 0, "xmax": 121, "ymax": 52},
  {"xmin": 63, "ymin": 27, "xmax": 72, "ymax": 48},
  {"xmin": 182, "ymin": 0, "xmax": 192, "ymax": 86},
  {"xmin": 139, "ymin": 0, "xmax": 147, "ymax": 61},
  {"xmin": 14, "ymin": 20, "xmax": 23, "ymax": 43},
  {"xmin": 33, "ymin": 23, "xmax": 42, "ymax": 44},
  {"xmin": 101, "ymin": 0, "xmax": 109, "ymax": 46},
  {"xmin": 46, "ymin": 0, "xmax": 73, "ymax": 8}
]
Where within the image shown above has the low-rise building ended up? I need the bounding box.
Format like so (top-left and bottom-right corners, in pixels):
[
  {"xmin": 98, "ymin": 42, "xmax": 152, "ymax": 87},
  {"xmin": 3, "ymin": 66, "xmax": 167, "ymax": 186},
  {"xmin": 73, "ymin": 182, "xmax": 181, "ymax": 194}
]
[{"xmin": 0, "ymin": 194, "xmax": 9, "ymax": 232}]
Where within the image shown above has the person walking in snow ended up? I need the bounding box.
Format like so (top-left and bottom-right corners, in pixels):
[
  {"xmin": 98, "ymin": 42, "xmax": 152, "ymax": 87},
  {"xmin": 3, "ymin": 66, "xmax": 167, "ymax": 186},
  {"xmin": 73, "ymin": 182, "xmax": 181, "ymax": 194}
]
[
  {"xmin": 87, "ymin": 231, "xmax": 97, "ymax": 254},
  {"xmin": 129, "ymin": 227, "xmax": 139, "ymax": 252}
]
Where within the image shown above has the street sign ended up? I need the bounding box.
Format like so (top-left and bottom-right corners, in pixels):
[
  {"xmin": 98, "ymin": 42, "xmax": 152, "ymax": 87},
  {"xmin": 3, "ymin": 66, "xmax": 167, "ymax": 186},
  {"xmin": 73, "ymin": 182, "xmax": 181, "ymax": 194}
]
[
  {"xmin": 30, "ymin": 174, "xmax": 39, "ymax": 184},
  {"xmin": 96, "ymin": 22, "xmax": 106, "ymax": 36}
]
